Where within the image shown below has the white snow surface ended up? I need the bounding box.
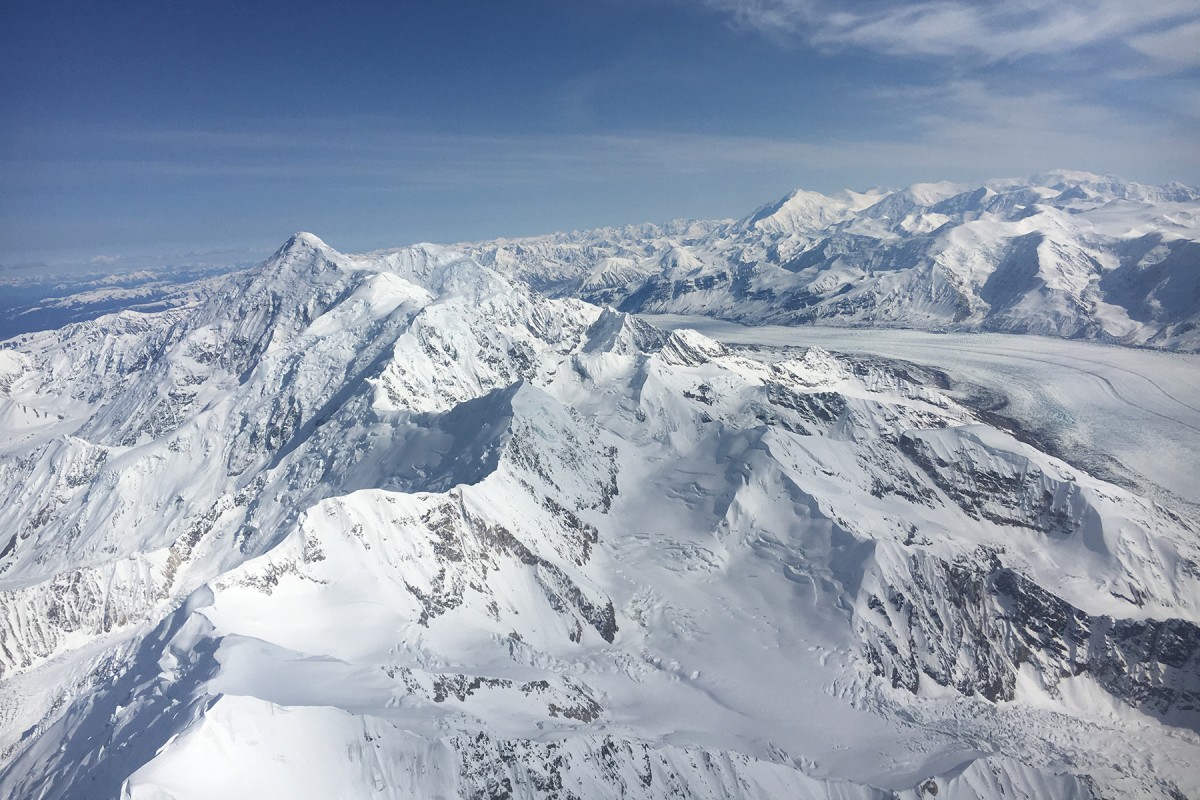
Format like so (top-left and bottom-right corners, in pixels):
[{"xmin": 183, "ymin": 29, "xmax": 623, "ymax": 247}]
[{"xmin": 0, "ymin": 231, "xmax": 1198, "ymax": 799}]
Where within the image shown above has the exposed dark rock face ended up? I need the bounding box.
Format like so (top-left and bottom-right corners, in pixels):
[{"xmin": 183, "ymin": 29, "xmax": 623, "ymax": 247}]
[
  {"xmin": 860, "ymin": 547, "xmax": 1200, "ymax": 728},
  {"xmin": 897, "ymin": 432, "xmax": 1082, "ymax": 536}
]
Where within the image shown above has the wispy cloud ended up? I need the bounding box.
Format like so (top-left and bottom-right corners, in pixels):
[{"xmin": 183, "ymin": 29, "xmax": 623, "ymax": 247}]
[
  {"xmin": 866, "ymin": 79, "xmax": 1200, "ymax": 174},
  {"xmin": 703, "ymin": 0, "xmax": 1200, "ymax": 72},
  {"xmin": 12, "ymin": 95, "xmax": 1193, "ymax": 194},
  {"xmin": 1128, "ymin": 18, "xmax": 1200, "ymax": 72}
]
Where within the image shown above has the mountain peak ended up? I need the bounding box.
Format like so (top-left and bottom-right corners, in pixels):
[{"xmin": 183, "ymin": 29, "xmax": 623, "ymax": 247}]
[
  {"xmin": 259, "ymin": 232, "xmax": 345, "ymax": 282},
  {"xmin": 1028, "ymin": 169, "xmax": 1113, "ymax": 188},
  {"xmin": 899, "ymin": 180, "xmax": 970, "ymax": 206},
  {"xmin": 279, "ymin": 231, "xmax": 331, "ymax": 254},
  {"xmin": 745, "ymin": 188, "xmax": 852, "ymax": 233},
  {"xmin": 582, "ymin": 307, "xmax": 668, "ymax": 355}
]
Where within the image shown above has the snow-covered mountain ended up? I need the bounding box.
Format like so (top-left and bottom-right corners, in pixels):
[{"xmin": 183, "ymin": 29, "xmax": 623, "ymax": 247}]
[
  {"xmin": 459, "ymin": 171, "xmax": 1200, "ymax": 351},
  {"xmin": 1, "ymin": 231, "xmax": 1198, "ymax": 798}
]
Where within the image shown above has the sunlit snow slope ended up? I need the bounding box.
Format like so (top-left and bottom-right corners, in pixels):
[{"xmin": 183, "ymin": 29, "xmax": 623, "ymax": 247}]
[{"xmin": 1, "ymin": 233, "xmax": 1198, "ymax": 799}]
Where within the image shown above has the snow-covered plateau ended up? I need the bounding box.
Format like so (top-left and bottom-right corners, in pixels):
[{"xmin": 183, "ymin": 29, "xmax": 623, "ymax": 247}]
[{"xmin": 0, "ymin": 172, "xmax": 1199, "ymax": 799}]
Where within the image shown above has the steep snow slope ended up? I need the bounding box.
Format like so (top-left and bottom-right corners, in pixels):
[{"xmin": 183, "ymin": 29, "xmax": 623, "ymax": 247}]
[
  {"xmin": 1, "ymin": 235, "xmax": 1198, "ymax": 799},
  {"xmin": 458, "ymin": 171, "xmax": 1200, "ymax": 351}
]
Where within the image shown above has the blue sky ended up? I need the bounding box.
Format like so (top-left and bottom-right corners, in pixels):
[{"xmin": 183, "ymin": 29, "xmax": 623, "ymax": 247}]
[{"xmin": 3, "ymin": 0, "xmax": 1198, "ymax": 273}]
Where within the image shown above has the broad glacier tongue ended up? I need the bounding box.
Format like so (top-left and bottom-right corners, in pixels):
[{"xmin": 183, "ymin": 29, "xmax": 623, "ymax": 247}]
[{"xmin": 0, "ymin": 234, "xmax": 1197, "ymax": 799}]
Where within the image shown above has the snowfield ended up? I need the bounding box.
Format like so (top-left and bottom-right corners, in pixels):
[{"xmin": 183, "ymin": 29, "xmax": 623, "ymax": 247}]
[{"xmin": 0, "ymin": 178, "xmax": 1199, "ymax": 799}]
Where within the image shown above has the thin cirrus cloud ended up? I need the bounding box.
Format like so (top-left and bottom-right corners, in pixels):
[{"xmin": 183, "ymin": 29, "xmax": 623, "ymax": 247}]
[
  {"xmin": 1128, "ymin": 18, "xmax": 1200, "ymax": 71},
  {"xmin": 703, "ymin": 0, "xmax": 1200, "ymax": 70},
  {"xmin": 29, "ymin": 88, "xmax": 1195, "ymax": 191}
]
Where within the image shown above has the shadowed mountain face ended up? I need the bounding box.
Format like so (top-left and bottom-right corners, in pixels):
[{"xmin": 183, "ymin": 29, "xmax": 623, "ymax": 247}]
[
  {"xmin": 460, "ymin": 172, "xmax": 1200, "ymax": 351},
  {"xmin": 2, "ymin": 229, "xmax": 1199, "ymax": 799}
]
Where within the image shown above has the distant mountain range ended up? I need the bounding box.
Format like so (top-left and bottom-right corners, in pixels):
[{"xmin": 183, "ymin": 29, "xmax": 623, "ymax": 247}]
[
  {"xmin": 453, "ymin": 170, "xmax": 1200, "ymax": 350},
  {"xmin": 5, "ymin": 171, "xmax": 1197, "ymax": 352}
]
